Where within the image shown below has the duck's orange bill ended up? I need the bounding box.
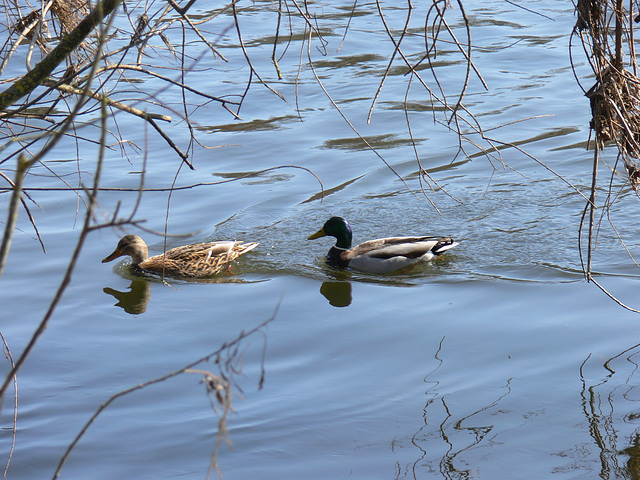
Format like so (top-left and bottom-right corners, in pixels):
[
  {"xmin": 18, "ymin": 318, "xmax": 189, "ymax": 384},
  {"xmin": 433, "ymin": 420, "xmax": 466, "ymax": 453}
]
[{"xmin": 102, "ymin": 249, "xmax": 123, "ymax": 263}]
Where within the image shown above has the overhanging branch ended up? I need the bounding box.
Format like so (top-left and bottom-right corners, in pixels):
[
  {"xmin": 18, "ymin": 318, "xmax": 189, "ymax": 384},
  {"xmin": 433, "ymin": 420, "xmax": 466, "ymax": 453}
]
[{"xmin": 0, "ymin": 0, "xmax": 124, "ymax": 112}]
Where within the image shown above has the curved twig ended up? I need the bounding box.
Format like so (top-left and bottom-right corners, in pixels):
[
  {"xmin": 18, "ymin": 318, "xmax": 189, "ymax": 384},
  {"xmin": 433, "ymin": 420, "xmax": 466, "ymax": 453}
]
[{"xmin": 0, "ymin": 330, "xmax": 17, "ymax": 478}]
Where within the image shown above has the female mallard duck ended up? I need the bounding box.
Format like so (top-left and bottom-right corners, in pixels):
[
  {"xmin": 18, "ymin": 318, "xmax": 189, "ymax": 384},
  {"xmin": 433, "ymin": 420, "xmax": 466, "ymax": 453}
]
[
  {"xmin": 308, "ymin": 216, "xmax": 457, "ymax": 274},
  {"xmin": 102, "ymin": 234, "xmax": 258, "ymax": 278}
]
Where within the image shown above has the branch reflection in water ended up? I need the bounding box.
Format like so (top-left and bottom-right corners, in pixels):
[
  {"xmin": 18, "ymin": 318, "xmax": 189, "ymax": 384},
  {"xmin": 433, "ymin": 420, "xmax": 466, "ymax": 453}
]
[
  {"xmin": 394, "ymin": 338, "xmax": 512, "ymax": 479},
  {"xmin": 581, "ymin": 344, "xmax": 640, "ymax": 479}
]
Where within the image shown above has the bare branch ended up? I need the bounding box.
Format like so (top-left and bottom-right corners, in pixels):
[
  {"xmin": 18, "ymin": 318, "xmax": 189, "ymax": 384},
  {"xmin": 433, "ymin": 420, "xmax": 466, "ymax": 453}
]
[{"xmin": 0, "ymin": 0, "xmax": 124, "ymax": 111}]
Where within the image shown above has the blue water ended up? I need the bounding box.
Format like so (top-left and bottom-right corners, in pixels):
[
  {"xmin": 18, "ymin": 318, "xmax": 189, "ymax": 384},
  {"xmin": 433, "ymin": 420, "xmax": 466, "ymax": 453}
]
[{"xmin": 2, "ymin": 1, "xmax": 640, "ymax": 479}]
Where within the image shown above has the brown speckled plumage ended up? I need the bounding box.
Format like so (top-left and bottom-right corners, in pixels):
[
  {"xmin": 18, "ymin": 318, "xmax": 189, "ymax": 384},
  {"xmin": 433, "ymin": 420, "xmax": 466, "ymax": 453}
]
[{"xmin": 102, "ymin": 234, "xmax": 258, "ymax": 278}]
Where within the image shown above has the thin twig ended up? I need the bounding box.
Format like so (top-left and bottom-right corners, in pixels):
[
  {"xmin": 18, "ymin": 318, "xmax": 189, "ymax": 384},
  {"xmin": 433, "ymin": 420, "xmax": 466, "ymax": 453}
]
[
  {"xmin": 42, "ymin": 79, "xmax": 172, "ymax": 121},
  {"xmin": 0, "ymin": 330, "xmax": 17, "ymax": 478},
  {"xmin": 0, "ymin": 165, "xmax": 325, "ymax": 195},
  {"xmin": 231, "ymin": 1, "xmax": 285, "ymax": 116},
  {"xmin": 0, "ymin": 8, "xmax": 115, "ymax": 402},
  {"xmin": 304, "ymin": 27, "xmax": 419, "ymax": 200},
  {"xmin": 0, "ymin": 155, "xmax": 30, "ymax": 280}
]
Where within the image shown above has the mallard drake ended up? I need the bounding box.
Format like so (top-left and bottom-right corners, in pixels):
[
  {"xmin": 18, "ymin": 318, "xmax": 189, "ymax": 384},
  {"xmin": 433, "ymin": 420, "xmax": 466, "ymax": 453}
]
[
  {"xmin": 102, "ymin": 234, "xmax": 258, "ymax": 278},
  {"xmin": 308, "ymin": 216, "xmax": 458, "ymax": 274}
]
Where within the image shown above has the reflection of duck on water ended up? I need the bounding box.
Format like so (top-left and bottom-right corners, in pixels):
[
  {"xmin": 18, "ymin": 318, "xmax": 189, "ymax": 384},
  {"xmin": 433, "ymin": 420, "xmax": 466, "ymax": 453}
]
[
  {"xmin": 102, "ymin": 234, "xmax": 258, "ymax": 278},
  {"xmin": 308, "ymin": 217, "xmax": 458, "ymax": 274},
  {"xmin": 319, "ymin": 281, "xmax": 352, "ymax": 307},
  {"xmin": 103, "ymin": 275, "xmax": 266, "ymax": 314},
  {"xmin": 104, "ymin": 279, "xmax": 151, "ymax": 315}
]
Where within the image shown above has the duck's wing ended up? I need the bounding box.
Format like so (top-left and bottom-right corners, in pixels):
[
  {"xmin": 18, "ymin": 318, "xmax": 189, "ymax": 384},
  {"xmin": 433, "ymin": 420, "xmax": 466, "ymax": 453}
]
[
  {"xmin": 196, "ymin": 241, "xmax": 258, "ymax": 274},
  {"xmin": 347, "ymin": 236, "xmax": 454, "ymax": 259},
  {"xmin": 143, "ymin": 241, "xmax": 258, "ymax": 277},
  {"xmin": 163, "ymin": 241, "xmax": 256, "ymax": 261},
  {"xmin": 346, "ymin": 236, "xmax": 457, "ymax": 274}
]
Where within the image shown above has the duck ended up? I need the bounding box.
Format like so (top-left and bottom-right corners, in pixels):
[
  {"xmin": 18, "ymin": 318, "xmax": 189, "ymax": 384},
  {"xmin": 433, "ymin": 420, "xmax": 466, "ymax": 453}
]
[
  {"xmin": 307, "ymin": 216, "xmax": 458, "ymax": 274},
  {"xmin": 102, "ymin": 234, "xmax": 258, "ymax": 278}
]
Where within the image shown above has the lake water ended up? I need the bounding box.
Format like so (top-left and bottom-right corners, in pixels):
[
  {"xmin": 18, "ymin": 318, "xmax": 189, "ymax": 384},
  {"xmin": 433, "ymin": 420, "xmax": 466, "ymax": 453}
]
[{"xmin": 2, "ymin": 1, "xmax": 640, "ymax": 479}]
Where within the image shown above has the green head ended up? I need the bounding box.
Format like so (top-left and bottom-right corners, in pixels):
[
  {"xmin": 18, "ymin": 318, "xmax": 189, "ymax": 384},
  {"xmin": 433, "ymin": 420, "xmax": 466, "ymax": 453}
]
[{"xmin": 308, "ymin": 216, "xmax": 353, "ymax": 249}]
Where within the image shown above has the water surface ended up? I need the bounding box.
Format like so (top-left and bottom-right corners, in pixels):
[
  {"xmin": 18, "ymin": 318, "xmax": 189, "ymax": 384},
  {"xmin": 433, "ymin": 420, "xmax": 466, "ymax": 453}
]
[{"xmin": 2, "ymin": 1, "xmax": 640, "ymax": 479}]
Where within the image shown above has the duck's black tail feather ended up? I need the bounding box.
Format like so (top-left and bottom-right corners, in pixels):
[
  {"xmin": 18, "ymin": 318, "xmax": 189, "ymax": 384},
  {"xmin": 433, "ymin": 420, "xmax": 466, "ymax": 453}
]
[{"xmin": 432, "ymin": 238, "xmax": 458, "ymax": 255}]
